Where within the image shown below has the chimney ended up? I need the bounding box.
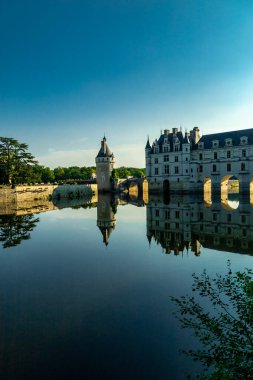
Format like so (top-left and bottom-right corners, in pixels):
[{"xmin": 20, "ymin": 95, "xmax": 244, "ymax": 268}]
[
  {"xmin": 172, "ymin": 128, "xmax": 178, "ymax": 134},
  {"xmin": 193, "ymin": 127, "xmax": 200, "ymax": 144},
  {"xmin": 164, "ymin": 129, "xmax": 170, "ymax": 135}
]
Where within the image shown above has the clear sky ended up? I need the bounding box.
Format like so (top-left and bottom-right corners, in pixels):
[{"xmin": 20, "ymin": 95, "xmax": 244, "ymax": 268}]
[{"xmin": 1, "ymin": 0, "xmax": 253, "ymax": 168}]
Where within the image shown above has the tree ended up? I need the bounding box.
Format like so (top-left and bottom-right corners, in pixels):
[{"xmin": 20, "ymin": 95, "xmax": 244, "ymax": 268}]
[
  {"xmin": 171, "ymin": 262, "xmax": 253, "ymax": 380},
  {"xmin": 0, "ymin": 214, "xmax": 40, "ymax": 248},
  {"xmin": 0, "ymin": 137, "xmax": 37, "ymax": 185},
  {"xmin": 41, "ymin": 167, "xmax": 55, "ymax": 183}
]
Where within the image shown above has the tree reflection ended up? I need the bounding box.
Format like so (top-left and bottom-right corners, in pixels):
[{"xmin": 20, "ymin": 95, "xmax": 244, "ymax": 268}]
[
  {"xmin": 0, "ymin": 214, "xmax": 39, "ymax": 249},
  {"xmin": 171, "ymin": 262, "xmax": 253, "ymax": 379}
]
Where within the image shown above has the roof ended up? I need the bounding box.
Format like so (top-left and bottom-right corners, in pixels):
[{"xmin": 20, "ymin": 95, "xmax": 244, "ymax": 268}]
[
  {"xmin": 150, "ymin": 130, "xmax": 192, "ymax": 153},
  {"xmin": 96, "ymin": 137, "xmax": 113, "ymax": 158},
  {"xmin": 197, "ymin": 128, "xmax": 253, "ymax": 149},
  {"xmin": 145, "ymin": 138, "xmax": 151, "ymax": 149}
]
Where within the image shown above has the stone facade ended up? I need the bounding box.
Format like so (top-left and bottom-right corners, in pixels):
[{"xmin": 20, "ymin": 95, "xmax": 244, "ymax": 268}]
[
  {"xmin": 96, "ymin": 137, "xmax": 115, "ymax": 192},
  {"xmin": 146, "ymin": 127, "xmax": 253, "ymax": 194}
]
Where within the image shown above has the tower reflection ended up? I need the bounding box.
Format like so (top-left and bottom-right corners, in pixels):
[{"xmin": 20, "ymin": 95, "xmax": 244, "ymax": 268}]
[{"xmin": 97, "ymin": 194, "xmax": 117, "ymax": 246}]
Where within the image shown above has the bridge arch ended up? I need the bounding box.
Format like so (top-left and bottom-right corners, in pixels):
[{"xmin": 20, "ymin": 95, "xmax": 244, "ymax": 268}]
[
  {"xmin": 221, "ymin": 175, "xmax": 239, "ymax": 208},
  {"xmin": 250, "ymin": 179, "xmax": 253, "ymax": 206},
  {"xmin": 128, "ymin": 182, "xmax": 138, "ymax": 198},
  {"xmin": 203, "ymin": 177, "xmax": 212, "ymax": 207},
  {"xmin": 163, "ymin": 180, "xmax": 170, "ymax": 194}
]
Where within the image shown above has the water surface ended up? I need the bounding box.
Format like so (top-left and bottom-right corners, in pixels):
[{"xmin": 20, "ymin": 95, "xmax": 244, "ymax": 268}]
[{"xmin": 0, "ymin": 194, "xmax": 252, "ymax": 380}]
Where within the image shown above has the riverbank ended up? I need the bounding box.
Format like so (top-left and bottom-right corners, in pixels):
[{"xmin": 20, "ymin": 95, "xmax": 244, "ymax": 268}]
[{"xmin": 0, "ymin": 184, "xmax": 97, "ymax": 204}]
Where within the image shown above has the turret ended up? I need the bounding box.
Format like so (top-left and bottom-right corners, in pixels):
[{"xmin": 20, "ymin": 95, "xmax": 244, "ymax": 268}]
[
  {"xmin": 145, "ymin": 136, "xmax": 152, "ymax": 178},
  {"xmin": 96, "ymin": 137, "xmax": 115, "ymax": 192}
]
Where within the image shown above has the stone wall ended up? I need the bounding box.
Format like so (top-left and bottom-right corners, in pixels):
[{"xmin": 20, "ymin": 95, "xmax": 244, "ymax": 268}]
[{"xmin": 0, "ymin": 184, "xmax": 98, "ymax": 203}]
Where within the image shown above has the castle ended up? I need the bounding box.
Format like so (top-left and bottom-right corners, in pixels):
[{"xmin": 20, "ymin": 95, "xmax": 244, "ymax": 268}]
[{"xmin": 145, "ymin": 127, "xmax": 253, "ymax": 194}]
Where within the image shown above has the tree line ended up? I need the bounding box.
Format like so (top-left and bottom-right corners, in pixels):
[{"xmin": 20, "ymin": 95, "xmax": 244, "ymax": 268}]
[{"xmin": 0, "ymin": 137, "xmax": 145, "ymax": 185}]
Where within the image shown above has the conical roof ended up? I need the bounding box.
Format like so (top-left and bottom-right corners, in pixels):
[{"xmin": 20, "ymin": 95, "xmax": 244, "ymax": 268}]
[{"xmin": 96, "ymin": 137, "xmax": 113, "ymax": 158}]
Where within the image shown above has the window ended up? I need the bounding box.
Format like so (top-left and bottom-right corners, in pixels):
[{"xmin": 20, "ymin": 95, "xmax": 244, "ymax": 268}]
[
  {"xmin": 155, "ymin": 147, "xmax": 159, "ymax": 153},
  {"xmin": 175, "ymin": 211, "xmax": 180, "ymax": 218},
  {"xmin": 175, "ymin": 166, "xmax": 179, "ymax": 174},
  {"xmin": 212, "ymin": 140, "xmax": 219, "ymax": 148},
  {"xmin": 175, "ymin": 156, "xmax": 178, "ymax": 162},
  {"xmin": 227, "ymin": 214, "xmax": 231, "ymax": 222},
  {"xmin": 165, "ymin": 222, "xmax": 170, "ymax": 229},
  {"xmin": 155, "ymin": 209, "xmax": 159, "ymax": 217},
  {"xmin": 174, "ymin": 145, "xmax": 179, "ymax": 152},
  {"xmin": 165, "ymin": 210, "xmax": 170, "ymax": 219},
  {"xmin": 185, "ymin": 148, "xmax": 188, "ymax": 152},
  {"xmin": 241, "ymin": 215, "xmax": 246, "ymax": 223},
  {"xmin": 164, "ymin": 146, "xmax": 169, "ymax": 153},
  {"xmin": 241, "ymin": 163, "xmax": 245, "ymax": 171},
  {"xmin": 164, "ymin": 155, "xmax": 169, "ymax": 162},
  {"xmin": 155, "ymin": 167, "xmax": 159, "ymax": 175},
  {"xmin": 199, "ymin": 153, "xmax": 203, "ymax": 160},
  {"xmin": 164, "ymin": 165, "xmax": 169, "ymax": 174},
  {"xmin": 155, "ymin": 158, "xmax": 158, "ymax": 164},
  {"xmin": 155, "ymin": 220, "xmax": 159, "ymax": 227},
  {"xmin": 213, "ymin": 213, "xmax": 217, "ymax": 221},
  {"xmin": 242, "ymin": 149, "xmax": 246, "ymax": 157},
  {"xmin": 214, "ymin": 152, "xmax": 217, "ymax": 160},
  {"xmin": 227, "ymin": 150, "xmax": 231, "ymax": 158},
  {"xmin": 225, "ymin": 138, "xmax": 232, "ymax": 146},
  {"xmin": 199, "ymin": 165, "xmax": 203, "ymax": 172},
  {"xmin": 185, "ymin": 157, "xmax": 188, "ymax": 161},
  {"xmin": 227, "ymin": 163, "xmax": 231, "ymax": 172},
  {"xmin": 212, "ymin": 164, "xmax": 217, "ymax": 172},
  {"xmin": 227, "ymin": 227, "xmax": 231, "ymax": 235},
  {"xmin": 240, "ymin": 136, "xmax": 248, "ymax": 145},
  {"xmin": 185, "ymin": 169, "xmax": 188, "ymax": 173}
]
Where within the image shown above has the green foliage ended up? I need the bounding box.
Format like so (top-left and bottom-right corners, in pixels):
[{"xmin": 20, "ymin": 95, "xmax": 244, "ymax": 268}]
[
  {"xmin": 0, "ymin": 137, "xmax": 37, "ymax": 185},
  {"xmin": 171, "ymin": 262, "xmax": 253, "ymax": 380},
  {"xmin": 114, "ymin": 167, "xmax": 145, "ymax": 178},
  {"xmin": 0, "ymin": 214, "xmax": 40, "ymax": 248},
  {"xmin": 53, "ymin": 166, "xmax": 96, "ymax": 181}
]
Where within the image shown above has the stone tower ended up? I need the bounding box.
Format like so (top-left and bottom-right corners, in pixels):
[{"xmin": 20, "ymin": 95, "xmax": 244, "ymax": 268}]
[{"xmin": 96, "ymin": 136, "xmax": 115, "ymax": 192}]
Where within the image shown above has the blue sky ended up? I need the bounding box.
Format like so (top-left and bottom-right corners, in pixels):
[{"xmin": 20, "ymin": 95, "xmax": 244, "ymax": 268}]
[{"xmin": 1, "ymin": 0, "xmax": 253, "ymax": 168}]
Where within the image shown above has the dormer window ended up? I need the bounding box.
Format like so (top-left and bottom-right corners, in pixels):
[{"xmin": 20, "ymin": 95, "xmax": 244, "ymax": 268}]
[
  {"xmin": 240, "ymin": 136, "xmax": 248, "ymax": 145},
  {"xmin": 164, "ymin": 137, "xmax": 167, "ymax": 144},
  {"xmin": 164, "ymin": 146, "xmax": 169, "ymax": 153},
  {"xmin": 198, "ymin": 142, "xmax": 204, "ymax": 149},
  {"xmin": 225, "ymin": 138, "xmax": 232, "ymax": 146},
  {"xmin": 212, "ymin": 140, "xmax": 219, "ymax": 148}
]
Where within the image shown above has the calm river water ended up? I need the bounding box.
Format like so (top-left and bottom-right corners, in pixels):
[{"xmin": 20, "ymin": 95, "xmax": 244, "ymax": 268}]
[{"xmin": 0, "ymin": 193, "xmax": 252, "ymax": 380}]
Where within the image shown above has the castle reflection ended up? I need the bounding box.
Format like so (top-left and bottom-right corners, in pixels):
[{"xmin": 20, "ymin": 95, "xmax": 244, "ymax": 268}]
[
  {"xmin": 147, "ymin": 193, "xmax": 253, "ymax": 256},
  {"xmin": 0, "ymin": 193, "xmax": 252, "ymax": 255}
]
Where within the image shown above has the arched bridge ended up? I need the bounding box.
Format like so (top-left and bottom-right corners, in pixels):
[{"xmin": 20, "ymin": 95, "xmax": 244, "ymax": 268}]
[{"xmin": 116, "ymin": 177, "xmax": 148, "ymax": 201}]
